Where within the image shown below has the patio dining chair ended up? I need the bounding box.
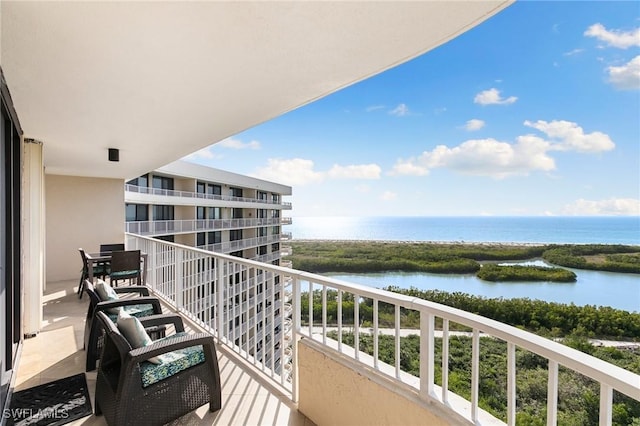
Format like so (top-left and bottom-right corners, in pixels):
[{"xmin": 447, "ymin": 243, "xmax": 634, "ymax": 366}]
[
  {"xmin": 99, "ymin": 243, "xmax": 125, "ymax": 253},
  {"xmin": 109, "ymin": 249, "xmax": 142, "ymax": 286},
  {"xmin": 77, "ymin": 248, "xmax": 108, "ymax": 299},
  {"xmin": 94, "ymin": 311, "xmax": 222, "ymax": 426}
]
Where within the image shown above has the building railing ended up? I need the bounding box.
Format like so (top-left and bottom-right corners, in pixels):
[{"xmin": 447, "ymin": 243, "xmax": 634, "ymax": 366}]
[
  {"xmin": 203, "ymin": 234, "xmax": 284, "ymax": 253},
  {"xmin": 125, "ymin": 184, "xmax": 292, "ymax": 208},
  {"xmin": 125, "ymin": 233, "xmax": 640, "ymax": 425},
  {"xmin": 125, "ymin": 217, "xmax": 288, "ymax": 235}
]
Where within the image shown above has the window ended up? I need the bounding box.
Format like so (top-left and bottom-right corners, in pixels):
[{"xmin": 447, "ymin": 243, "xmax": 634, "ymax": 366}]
[
  {"xmin": 272, "ymin": 243, "xmax": 280, "ymax": 252},
  {"xmin": 230, "ymin": 187, "xmax": 243, "ymax": 198},
  {"xmin": 209, "ymin": 207, "xmax": 221, "ymax": 219},
  {"xmin": 258, "ymin": 191, "xmax": 267, "ymax": 201},
  {"xmin": 230, "ymin": 250, "xmax": 243, "ymax": 258},
  {"xmin": 155, "ymin": 235, "xmax": 175, "ymax": 243},
  {"xmin": 197, "ymin": 232, "xmax": 206, "ymax": 247},
  {"xmin": 127, "ymin": 174, "xmax": 148, "ymax": 187},
  {"xmin": 153, "ymin": 205, "xmax": 174, "ymax": 220},
  {"xmin": 230, "ymin": 229, "xmax": 243, "ymax": 241},
  {"xmin": 209, "ymin": 231, "xmax": 221, "ymax": 244},
  {"xmin": 258, "ymin": 245, "xmax": 267, "ymax": 255},
  {"xmin": 197, "ymin": 206, "xmax": 206, "ymax": 219},
  {"xmin": 272, "ymin": 226, "xmax": 280, "ymax": 235},
  {"xmin": 209, "ymin": 184, "xmax": 221, "ymax": 195},
  {"xmin": 258, "ymin": 227, "xmax": 267, "ymax": 237},
  {"xmin": 271, "ymin": 210, "xmax": 280, "ymax": 218},
  {"xmin": 152, "ymin": 176, "xmax": 173, "ymax": 190},
  {"xmin": 125, "ymin": 203, "xmax": 148, "ymax": 221},
  {"xmin": 272, "ymin": 193, "xmax": 280, "ymax": 203},
  {"xmin": 232, "ymin": 208, "xmax": 243, "ymax": 219},
  {"xmin": 196, "ymin": 181, "xmax": 206, "ymax": 194},
  {"xmin": 257, "ymin": 209, "xmax": 267, "ymax": 219}
]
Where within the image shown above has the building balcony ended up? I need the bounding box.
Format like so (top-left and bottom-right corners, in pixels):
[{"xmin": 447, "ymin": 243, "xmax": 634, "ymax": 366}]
[
  {"xmin": 203, "ymin": 234, "xmax": 283, "ymax": 253},
  {"xmin": 118, "ymin": 234, "xmax": 640, "ymax": 426},
  {"xmin": 13, "ymin": 278, "xmax": 313, "ymax": 426},
  {"xmin": 125, "ymin": 184, "xmax": 293, "ymax": 210},
  {"xmin": 11, "ymin": 235, "xmax": 638, "ymax": 426},
  {"xmin": 125, "ymin": 217, "xmax": 288, "ymax": 236}
]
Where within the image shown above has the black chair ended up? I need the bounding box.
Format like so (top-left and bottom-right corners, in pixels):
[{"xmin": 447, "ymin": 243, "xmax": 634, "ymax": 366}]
[
  {"xmin": 100, "ymin": 243, "xmax": 125, "ymax": 253},
  {"xmin": 109, "ymin": 250, "xmax": 142, "ymax": 286},
  {"xmin": 94, "ymin": 311, "xmax": 222, "ymax": 426},
  {"xmin": 78, "ymin": 248, "xmax": 108, "ymax": 299},
  {"xmin": 84, "ymin": 280, "xmax": 163, "ymax": 371}
]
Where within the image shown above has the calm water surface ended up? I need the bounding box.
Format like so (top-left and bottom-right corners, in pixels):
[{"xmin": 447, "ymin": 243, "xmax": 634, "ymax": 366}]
[{"xmin": 326, "ymin": 264, "xmax": 640, "ymax": 313}]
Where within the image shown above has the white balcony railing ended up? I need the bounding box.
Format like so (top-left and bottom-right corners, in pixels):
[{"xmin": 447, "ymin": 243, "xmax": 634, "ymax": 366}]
[
  {"xmin": 125, "ymin": 217, "xmax": 288, "ymax": 236},
  {"xmin": 125, "ymin": 184, "xmax": 292, "ymax": 208},
  {"xmin": 126, "ymin": 233, "xmax": 640, "ymax": 425}
]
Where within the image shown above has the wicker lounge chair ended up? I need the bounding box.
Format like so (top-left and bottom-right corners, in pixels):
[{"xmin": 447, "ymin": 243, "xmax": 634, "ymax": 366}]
[
  {"xmin": 84, "ymin": 280, "xmax": 163, "ymax": 371},
  {"xmin": 94, "ymin": 311, "xmax": 222, "ymax": 425}
]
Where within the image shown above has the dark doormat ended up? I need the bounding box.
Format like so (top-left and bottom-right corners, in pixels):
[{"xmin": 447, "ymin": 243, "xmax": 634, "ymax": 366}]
[{"xmin": 7, "ymin": 373, "xmax": 93, "ymax": 426}]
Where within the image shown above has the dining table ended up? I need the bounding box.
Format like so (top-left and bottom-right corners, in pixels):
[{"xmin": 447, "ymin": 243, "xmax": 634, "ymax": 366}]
[{"xmin": 85, "ymin": 250, "xmax": 148, "ymax": 285}]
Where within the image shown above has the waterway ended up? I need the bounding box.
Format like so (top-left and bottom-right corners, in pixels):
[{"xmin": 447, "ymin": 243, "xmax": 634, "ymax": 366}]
[{"xmin": 325, "ymin": 261, "xmax": 640, "ymax": 313}]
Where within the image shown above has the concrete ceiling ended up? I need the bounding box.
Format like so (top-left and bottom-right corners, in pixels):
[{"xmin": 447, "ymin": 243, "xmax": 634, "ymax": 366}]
[{"xmin": 1, "ymin": 1, "xmax": 512, "ymax": 179}]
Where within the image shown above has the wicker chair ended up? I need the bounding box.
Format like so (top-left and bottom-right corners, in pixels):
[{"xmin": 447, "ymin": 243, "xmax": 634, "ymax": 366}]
[
  {"xmin": 99, "ymin": 243, "xmax": 125, "ymax": 252},
  {"xmin": 77, "ymin": 248, "xmax": 108, "ymax": 299},
  {"xmin": 109, "ymin": 250, "xmax": 142, "ymax": 286},
  {"xmin": 84, "ymin": 280, "xmax": 163, "ymax": 371},
  {"xmin": 94, "ymin": 311, "xmax": 222, "ymax": 426}
]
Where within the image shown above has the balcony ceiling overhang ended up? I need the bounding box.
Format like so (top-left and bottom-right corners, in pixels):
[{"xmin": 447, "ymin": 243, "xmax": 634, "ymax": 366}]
[{"xmin": 1, "ymin": 1, "xmax": 511, "ymax": 179}]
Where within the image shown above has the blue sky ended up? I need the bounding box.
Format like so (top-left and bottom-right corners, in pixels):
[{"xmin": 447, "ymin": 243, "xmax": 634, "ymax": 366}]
[{"xmin": 184, "ymin": 1, "xmax": 640, "ymax": 218}]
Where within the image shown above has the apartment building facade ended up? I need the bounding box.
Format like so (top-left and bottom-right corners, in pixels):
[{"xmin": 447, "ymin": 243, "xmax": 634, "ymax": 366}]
[
  {"xmin": 124, "ymin": 160, "xmax": 292, "ymax": 266},
  {"xmin": 124, "ymin": 160, "xmax": 293, "ymax": 373}
]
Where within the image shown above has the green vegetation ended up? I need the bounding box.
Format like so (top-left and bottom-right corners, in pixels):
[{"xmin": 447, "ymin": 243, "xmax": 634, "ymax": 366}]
[
  {"xmin": 477, "ymin": 264, "xmax": 577, "ymax": 282},
  {"xmin": 289, "ymin": 241, "xmax": 640, "ymax": 277},
  {"xmin": 302, "ymin": 287, "xmax": 640, "ymax": 339},
  {"xmin": 543, "ymin": 245, "xmax": 640, "ymax": 273},
  {"xmin": 328, "ymin": 331, "xmax": 640, "ymax": 425},
  {"xmin": 292, "ymin": 241, "xmax": 640, "ymax": 424}
]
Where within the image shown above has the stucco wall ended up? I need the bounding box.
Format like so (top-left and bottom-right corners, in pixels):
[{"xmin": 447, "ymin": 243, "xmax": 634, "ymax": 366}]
[
  {"xmin": 298, "ymin": 339, "xmax": 452, "ymax": 426},
  {"xmin": 46, "ymin": 174, "xmax": 124, "ymax": 282}
]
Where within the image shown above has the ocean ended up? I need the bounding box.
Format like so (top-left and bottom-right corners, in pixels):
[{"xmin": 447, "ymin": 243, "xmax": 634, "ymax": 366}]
[{"xmin": 289, "ymin": 216, "xmax": 640, "ymax": 245}]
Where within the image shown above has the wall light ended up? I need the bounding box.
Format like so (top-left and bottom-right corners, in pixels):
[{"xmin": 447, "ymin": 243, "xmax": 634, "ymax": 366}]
[{"xmin": 108, "ymin": 148, "xmax": 119, "ymax": 162}]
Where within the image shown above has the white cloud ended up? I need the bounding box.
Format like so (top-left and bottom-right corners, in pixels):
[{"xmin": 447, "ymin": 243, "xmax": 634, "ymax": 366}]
[
  {"xmin": 253, "ymin": 158, "xmax": 323, "ymax": 186},
  {"xmin": 606, "ymin": 55, "xmax": 640, "ymax": 90},
  {"xmin": 524, "ymin": 120, "xmax": 615, "ymax": 152},
  {"xmin": 389, "ymin": 103, "xmax": 410, "ymax": 116},
  {"xmin": 380, "ymin": 191, "xmax": 397, "ymax": 201},
  {"xmin": 327, "ymin": 164, "xmax": 381, "ymax": 179},
  {"xmin": 584, "ymin": 23, "xmax": 640, "ymax": 49},
  {"xmin": 217, "ymin": 137, "xmax": 261, "ymax": 150},
  {"xmin": 562, "ymin": 198, "xmax": 640, "ymax": 216},
  {"xmin": 464, "ymin": 119, "xmax": 486, "ymax": 131},
  {"xmin": 182, "ymin": 146, "xmax": 223, "ymax": 161},
  {"xmin": 391, "ymin": 137, "xmax": 555, "ymax": 179},
  {"xmin": 252, "ymin": 158, "xmax": 381, "ymax": 186},
  {"xmin": 474, "ymin": 88, "xmax": 518, "ymax": 105},
  {"xmin": 366, "ymin": 105, "xmax": 385, "ymax": 112},
  {"xmin": 390, "ymin": 120, "xmax": 615, "ymax": 179},
  {"xmin": 563, "ymin": 48, "xmax": 585, "ymax": 57}
]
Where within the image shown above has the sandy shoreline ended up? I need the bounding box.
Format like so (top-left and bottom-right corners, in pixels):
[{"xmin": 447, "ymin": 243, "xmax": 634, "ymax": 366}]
[{"xmin": 291, "ymin": 239, "xmax": 549, "ymax": 247}]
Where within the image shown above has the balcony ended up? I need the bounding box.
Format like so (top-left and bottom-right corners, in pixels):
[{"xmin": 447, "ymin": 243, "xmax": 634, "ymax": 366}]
[
  {"xmin": 13, "ymin": 279, "xmax": 313, "ymax": 426},
  {"xmin": 125, "ymin": 217, "xmax": 288, "ymax": 236},
  {"xmin": 118, "ymin": 234, "xmax": 639, "ymax": 426},
  {"xmin": 125, "ymin": 184, "xmax": 293, "ymax": 210}
]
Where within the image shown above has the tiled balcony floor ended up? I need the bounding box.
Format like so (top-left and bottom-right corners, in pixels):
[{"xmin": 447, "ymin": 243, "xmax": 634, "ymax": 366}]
[{"xmin": 14, "ymin": 279, "xmax": 314, "ymax": 426}]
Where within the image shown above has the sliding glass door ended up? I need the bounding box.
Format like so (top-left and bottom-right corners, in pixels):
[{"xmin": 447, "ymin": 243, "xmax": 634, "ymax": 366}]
[{"xmin": 0, "ymin": 69, "xmax": 22, "ymax": 415}]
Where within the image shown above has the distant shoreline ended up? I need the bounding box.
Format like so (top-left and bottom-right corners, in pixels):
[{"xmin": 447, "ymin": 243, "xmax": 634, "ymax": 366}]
[{"xmin": 292, "ymin": 239, "xmax": 596, "ymax": 247}]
